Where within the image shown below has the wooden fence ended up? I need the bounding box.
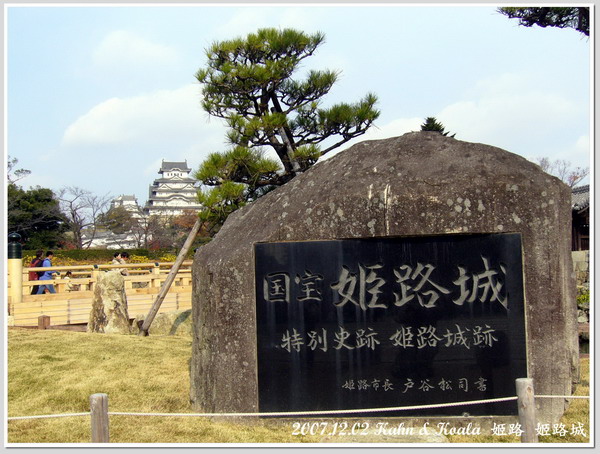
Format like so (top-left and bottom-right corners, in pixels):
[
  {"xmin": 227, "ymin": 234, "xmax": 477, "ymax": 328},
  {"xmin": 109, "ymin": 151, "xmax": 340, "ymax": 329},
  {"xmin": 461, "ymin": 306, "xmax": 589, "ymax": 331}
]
[{"xmin": 7, "ymin": 261, "xmax": 193, "ymax": 327}]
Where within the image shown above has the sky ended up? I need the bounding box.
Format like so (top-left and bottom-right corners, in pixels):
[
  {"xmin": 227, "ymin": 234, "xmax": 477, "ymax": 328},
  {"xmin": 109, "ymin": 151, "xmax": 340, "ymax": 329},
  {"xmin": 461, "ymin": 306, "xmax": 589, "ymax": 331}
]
[{"xmin": 5, "ymin": 2, "xmax": 592, "ymax": 207}]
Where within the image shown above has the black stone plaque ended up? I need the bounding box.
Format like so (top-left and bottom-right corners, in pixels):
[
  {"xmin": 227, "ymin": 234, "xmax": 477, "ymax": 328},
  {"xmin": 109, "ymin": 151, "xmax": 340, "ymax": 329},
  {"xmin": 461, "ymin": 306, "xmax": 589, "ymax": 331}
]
[{"xmin": 255, "ymin": 233, "xmax": 527, "ymax": 416}]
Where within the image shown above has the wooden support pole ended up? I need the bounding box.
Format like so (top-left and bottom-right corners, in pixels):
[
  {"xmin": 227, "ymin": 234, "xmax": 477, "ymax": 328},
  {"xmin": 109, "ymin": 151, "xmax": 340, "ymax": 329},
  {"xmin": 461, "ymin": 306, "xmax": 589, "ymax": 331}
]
[
  {"xmin": 90, "ymin": 393, "xmax": 109, "ymax": 443},
  {"xmin": 516, "ymin": 378, "xmax": 538, "ymax": 443},
  {"xmin": 138, "ymin": 218, "xmax": 202, "ymax": 336}
]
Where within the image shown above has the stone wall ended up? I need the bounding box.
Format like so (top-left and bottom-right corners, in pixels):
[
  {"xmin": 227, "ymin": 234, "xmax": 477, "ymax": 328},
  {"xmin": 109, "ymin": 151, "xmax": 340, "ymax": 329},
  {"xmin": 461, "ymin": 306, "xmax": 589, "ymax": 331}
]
[
  {"xmin": 572, "ymin": 250, "xmax": 590, "ymax": 288},
  {"xmin": 190, "ymin": 132, "xmax": 578, "ymax": 424}
]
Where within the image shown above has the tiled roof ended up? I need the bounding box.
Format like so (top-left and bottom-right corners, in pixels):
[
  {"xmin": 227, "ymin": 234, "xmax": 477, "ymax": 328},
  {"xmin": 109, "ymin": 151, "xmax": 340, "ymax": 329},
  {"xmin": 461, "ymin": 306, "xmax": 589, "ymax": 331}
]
[
  {"xmin": 151, "ymin": 177, "xmax": 197, "ymax": 184},
  {"xmin": 572, "ymin": 185, "xmax": 589, "ymax": 211},
  {"xmin": 160, "ymin": 160, "xmax": 191, "ymax": 172}
]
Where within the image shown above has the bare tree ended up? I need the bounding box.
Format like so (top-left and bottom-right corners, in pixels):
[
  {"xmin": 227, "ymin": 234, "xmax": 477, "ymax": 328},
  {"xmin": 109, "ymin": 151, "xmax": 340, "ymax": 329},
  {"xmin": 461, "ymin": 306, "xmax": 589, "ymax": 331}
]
[
  {"xmin": 58, "ymin": 187, "xmax": 112, "ymax": 249},
  {"xmin": 7, "ymin": 155, "xmax": 31, "ymax": 184},
  {"xmin": 125, "ymin": 215, "xmax": 156, "ymax": 249},
  {"xmin": 536, "ymin": 157, "xmax": 589, "ymax": 188},
  {"xmin": 146, "ymin": 215, "xmax": 179, "ymax": 249}
]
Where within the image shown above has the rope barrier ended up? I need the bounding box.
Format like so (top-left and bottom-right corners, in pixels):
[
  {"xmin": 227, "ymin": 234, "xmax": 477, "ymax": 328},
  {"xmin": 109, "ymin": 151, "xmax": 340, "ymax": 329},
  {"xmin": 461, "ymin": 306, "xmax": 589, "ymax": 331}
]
[
  {"xmin": 7, "ymin": 394, "xmax": 589, "ymax": 421},
  {"xmin": 8, "ymin": 412, "xmax": 90, "ymax": 421},
  {"xmin": 9, "ymin": 396, "xmax": 517, "ymax": 420},
  {"xmin": 108, "ymin": 396, "xmax": 519, "ymax": 417},
  {"xmin": 535, "ymin": 395, "xmax": 590, "ymax": 399}
]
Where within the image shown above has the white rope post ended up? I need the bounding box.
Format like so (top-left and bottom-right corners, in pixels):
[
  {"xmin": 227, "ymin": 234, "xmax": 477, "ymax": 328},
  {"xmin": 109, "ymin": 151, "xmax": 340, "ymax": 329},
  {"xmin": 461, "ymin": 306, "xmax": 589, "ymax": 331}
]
[
  {"xmin": 516, "ymin": 378, "xmax": 538, "ymax": 443},
  {"xmin": 90, "ymin": 393, "xmax": 109, "ymax": 443}
]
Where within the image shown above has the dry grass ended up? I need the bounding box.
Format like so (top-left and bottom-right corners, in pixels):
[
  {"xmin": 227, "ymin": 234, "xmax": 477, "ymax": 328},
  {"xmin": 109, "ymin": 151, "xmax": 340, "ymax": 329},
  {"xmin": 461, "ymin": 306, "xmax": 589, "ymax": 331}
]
[
  {"xmin": 7, "ymin": 328, "xmax": 319, "ymax": 444},
  {"xmin": 7, "ymin": 328, "xmax": 590, "ymax": 444},
  {"xmin": 445, "ymin": 358, "xmax": 590, "ymax": 444},
  {"xmin": 536, "ymin": 357, "xmax": 590, "ymax": 444}
]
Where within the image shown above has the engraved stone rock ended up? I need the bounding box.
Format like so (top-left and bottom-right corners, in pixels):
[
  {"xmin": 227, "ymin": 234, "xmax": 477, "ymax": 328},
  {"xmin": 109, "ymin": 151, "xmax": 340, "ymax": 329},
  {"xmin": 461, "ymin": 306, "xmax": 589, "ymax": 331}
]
[
  {"xmin": 88, "ymin": 270, "xmax": 132, "ymax": 334},
  {"xmin": 190, "ymin": 132, "xmax": 578, "ymax": 424}
]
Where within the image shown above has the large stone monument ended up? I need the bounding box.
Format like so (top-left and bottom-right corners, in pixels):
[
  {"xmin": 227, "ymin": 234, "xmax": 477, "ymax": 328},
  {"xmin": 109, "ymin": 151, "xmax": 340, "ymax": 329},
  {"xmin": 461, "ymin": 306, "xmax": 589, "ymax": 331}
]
[{"xmin": 190, "ymin": 132, "xmax": 578, "ymax": 424}]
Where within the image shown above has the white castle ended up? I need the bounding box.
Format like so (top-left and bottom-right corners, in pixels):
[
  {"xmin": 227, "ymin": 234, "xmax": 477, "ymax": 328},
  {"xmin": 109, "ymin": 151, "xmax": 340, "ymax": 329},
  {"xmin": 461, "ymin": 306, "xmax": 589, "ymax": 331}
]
[
  {"xmin": 86, "ymin": 160, "xmax": 201, "ymax": 248},
  {"xmin": 143, "ymin": 160, "xmax": 202, "ymax": 216},
  {"xmin": 111, "ymin": 160, "xmax": 201, "ymax": 218}
]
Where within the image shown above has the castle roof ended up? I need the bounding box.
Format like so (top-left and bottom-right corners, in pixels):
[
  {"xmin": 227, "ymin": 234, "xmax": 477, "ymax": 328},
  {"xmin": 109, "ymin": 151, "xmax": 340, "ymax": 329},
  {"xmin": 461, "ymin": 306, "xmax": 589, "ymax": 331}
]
[
  {"xmin": 160, "ymin": 160, "xmax": 191, "ymax": 173},
  {"xmin": 114, "ymin": 194, "xmax": 137, "ymax": 201},
  {"xmin": 572, "ymin": 185, "xmax": 589, "ymax": 212},
  {"xmin": 150, "ymin": 177, "xmax": 197, "ymax": 185}
]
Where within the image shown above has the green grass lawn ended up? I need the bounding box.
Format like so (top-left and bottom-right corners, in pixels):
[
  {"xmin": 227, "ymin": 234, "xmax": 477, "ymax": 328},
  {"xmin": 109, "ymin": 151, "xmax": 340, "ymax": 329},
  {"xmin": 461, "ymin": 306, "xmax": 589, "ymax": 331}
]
[{"xmin": 7, "ymin": 328, "xmax": 590, "ymax": 444}]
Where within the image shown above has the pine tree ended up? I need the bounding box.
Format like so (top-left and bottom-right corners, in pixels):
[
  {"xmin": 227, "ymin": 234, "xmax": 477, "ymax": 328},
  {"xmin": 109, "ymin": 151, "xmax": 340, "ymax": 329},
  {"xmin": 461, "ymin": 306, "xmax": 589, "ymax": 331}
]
[
  {"xmin": 195, "ymin": 28, "xmax": 380, "ymax": 233},
  {"xmin": 498, "ymin": 7, "xmax": 589, "ymax": 37},
  {"xmin": 420, "ymin": 117, "xmax": 455, "ymax": 138}
]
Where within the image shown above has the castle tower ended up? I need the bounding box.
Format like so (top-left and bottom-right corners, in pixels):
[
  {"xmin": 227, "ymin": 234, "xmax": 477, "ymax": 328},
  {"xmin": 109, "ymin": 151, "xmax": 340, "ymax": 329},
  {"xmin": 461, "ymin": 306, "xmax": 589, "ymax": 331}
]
[
  {"xmin": 144, "ymin": 160, "xmax": 201, "ymax": 216},
  {"xmin": 110, "ymin": 194, "xmax": 144, "ymax": 219}
]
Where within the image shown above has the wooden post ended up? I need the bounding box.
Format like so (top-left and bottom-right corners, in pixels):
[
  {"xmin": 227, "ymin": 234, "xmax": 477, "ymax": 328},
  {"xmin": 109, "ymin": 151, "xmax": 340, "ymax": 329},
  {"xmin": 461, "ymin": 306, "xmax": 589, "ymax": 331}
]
[
  {"xmin": 7, "ymin": 233, "xmax": 23, "ymax": 306},
  {"xmin": 139, "ymin": 218, "xmax": 201, "ymax": 336},
  {"xmin": 38, "ymin": 315, "xmax": 51, "ymax": 330},
  {"xmin": 90, "ymin": 393, "xmax": 109, "ymax": 443},
  {"xmin": 516, "ymin": 378, "xmax": 538, "ymax": 443},
  {"xmin": 90, "ymin": 265, "xmax": 100, "ymax": 292},
  {"xmin": 151, "ymin": 263, "xmax": 161, "ymax": 288},
  {"xmin": 21, "ymin": 269, "xmax": 29, "ymax": 293},
  {"xmin": 124, "ymin": 272, "xmax": 133, "ymax": 290}
]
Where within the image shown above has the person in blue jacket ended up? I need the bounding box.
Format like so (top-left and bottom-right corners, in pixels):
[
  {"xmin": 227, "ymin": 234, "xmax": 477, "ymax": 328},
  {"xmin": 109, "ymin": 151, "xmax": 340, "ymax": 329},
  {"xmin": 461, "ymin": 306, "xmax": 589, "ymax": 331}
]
[{"xmin": 37, "ymin": 251, "xmax": 59, "ymax": 294}]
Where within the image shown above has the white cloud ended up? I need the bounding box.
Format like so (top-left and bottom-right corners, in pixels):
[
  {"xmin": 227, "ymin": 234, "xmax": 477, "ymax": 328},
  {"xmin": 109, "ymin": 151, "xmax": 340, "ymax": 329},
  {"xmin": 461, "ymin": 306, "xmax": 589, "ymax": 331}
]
[
  {"xmin": 323, "ymin": 71, "xmax": 589, "ymax": 172},
  {"xmin": 437, "ymin": 92, "xmax": 578, "ymax": 147},
  {"xmin": 350, "ymin": 72, "xmax": 588, "ymax": 169},
  {"xmin": 359, "ymin": 117, "xmax": 423, "ymax": 141},
  {"xmin": 58, "ymin": 85, "xmax": 228, "ymax": 202},
  {"xmin": 436, "ymin": 72, "xmax": 582, "ymax": 149},
  {"xmin": 92, "ymin": 30, "xmax": 180, "ymax": 69},
  {"xmin": 61, "ymin": 84, "xmax": 223, "ymax": 149}
]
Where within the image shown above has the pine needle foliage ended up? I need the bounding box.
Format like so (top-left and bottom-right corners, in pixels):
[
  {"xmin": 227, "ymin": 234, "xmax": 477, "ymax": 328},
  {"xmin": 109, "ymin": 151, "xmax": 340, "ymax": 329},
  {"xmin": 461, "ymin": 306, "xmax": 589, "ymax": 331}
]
[
  {"xmin": 195, "ymin": 28, "xmax": 380, "ymax": 233},
  {"xmin": 420, "ymin": 117, "xmax": 456, "ymax": 138},
  {"xmin": 498, "ymin": 7, "xmax": 589, "ymax": 37}
]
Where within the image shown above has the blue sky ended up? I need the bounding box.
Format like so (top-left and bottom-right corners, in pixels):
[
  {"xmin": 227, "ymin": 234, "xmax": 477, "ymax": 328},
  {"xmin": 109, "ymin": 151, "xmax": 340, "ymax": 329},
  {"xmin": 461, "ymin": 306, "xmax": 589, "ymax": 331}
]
[{"xmin": 6, "ymin": 3, "xmax": 591, "ymax": 205}]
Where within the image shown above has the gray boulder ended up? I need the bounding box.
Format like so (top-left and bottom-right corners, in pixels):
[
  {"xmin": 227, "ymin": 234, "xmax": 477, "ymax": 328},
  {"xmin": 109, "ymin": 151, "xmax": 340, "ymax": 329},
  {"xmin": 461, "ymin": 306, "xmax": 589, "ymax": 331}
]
[{"xmin": 133, "ymin": 310, "xmax": 192, "ymax": 337}]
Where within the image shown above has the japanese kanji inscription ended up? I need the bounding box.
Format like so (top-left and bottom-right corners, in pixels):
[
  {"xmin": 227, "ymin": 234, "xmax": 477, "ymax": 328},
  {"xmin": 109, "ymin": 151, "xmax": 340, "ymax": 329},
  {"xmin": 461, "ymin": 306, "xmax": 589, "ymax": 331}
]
[{"xmin": 255, "ymin": 233, "xmax": 527, "ymax": 416}]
